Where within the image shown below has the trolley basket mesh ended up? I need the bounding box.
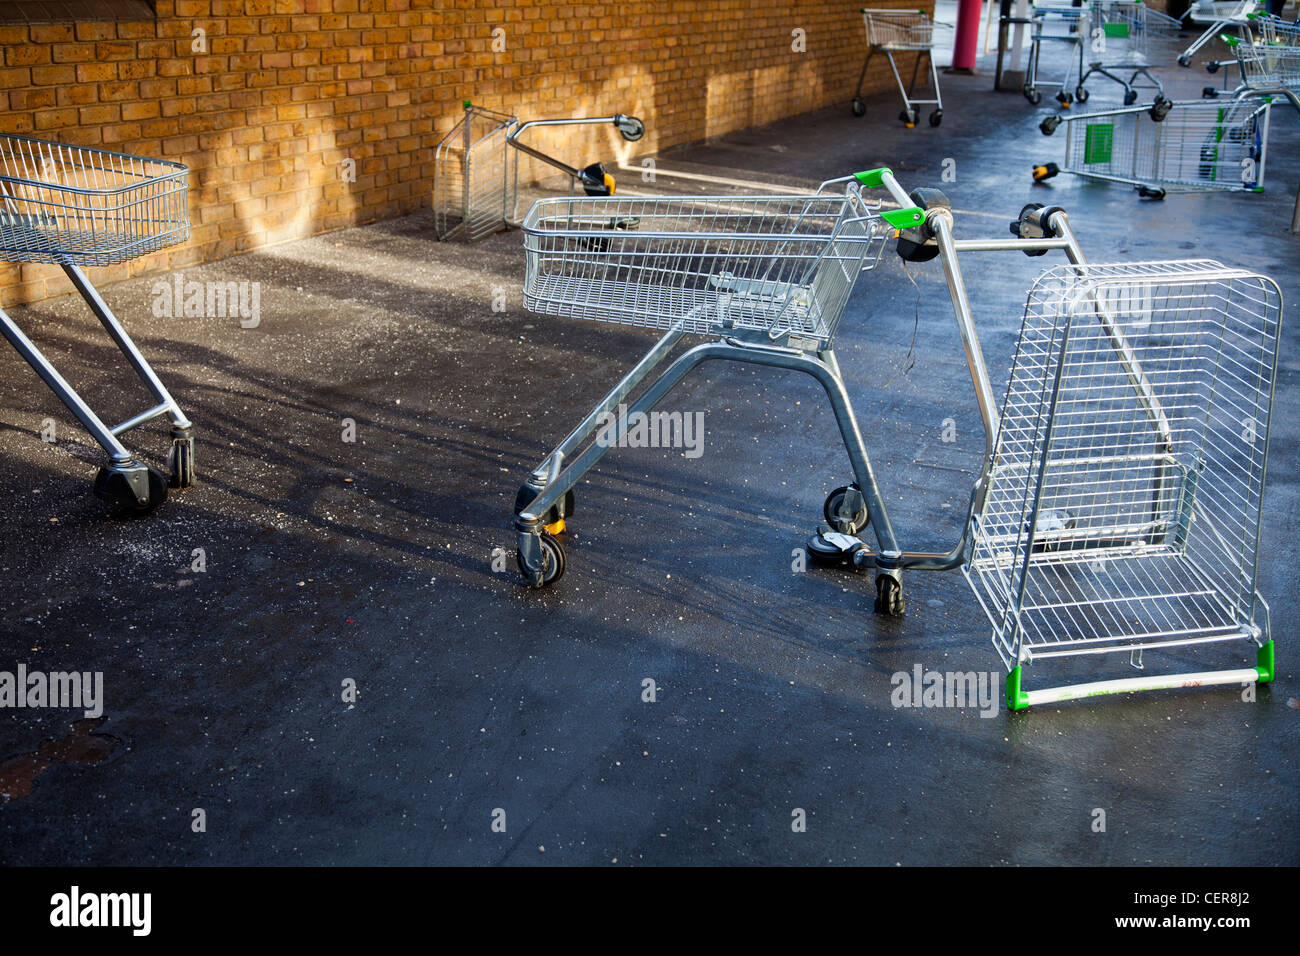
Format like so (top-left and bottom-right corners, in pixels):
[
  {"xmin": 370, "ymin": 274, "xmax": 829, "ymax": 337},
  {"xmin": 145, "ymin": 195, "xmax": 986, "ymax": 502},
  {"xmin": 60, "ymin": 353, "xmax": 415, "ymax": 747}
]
[
  {"xmin": 520, "ymin": 189, "xmax": 893, "ymax": 342},
  {"xmin": 0, "ymin": 134, "xmax": 188, "ymax": 267},
  {"xmin": 433, "ymin": 104, "xmax": 518, "ymax": 242},
  {"xmin": 862, "ymin": 9, "xmax": 936, "ymax": 49},
  {"xmin": 965, "ymin": 260, "xmax": 1282, "ymax": 669}
]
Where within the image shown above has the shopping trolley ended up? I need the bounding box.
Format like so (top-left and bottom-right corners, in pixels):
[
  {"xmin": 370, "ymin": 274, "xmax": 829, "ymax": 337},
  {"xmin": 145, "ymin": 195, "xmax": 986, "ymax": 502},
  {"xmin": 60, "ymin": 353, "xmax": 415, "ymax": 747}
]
[
  {"xmin": 851, "ymin": 9, "xmax": 945, "ymax": 126},
  {"xmin": 1177, "ymin": 0, "xmax": 1261, "ymax": 66},
  {"xmin": 0, "ymin": 134, "xmax": 195, "ymax": 514},
  {"xmin": 1034, "ymin": 97, "xmax": 1270, "ymax": 198},
  {"xmin": 1024, "ymin": 0, "xmax": 1090, "ymax": 107},
  {"xmin": 1207, "ymin": 24, "xmax": 1300, "ymax": 96},
  {"xmin": 508, "ymin": 170, "xmax": 1284, "ymax": 707},
  {"xmin": 1077, "ymin": 0, "xmax": 1185, "ymax": 105},
  {"xmin": 966, "ymin": 260, "xmax": 1281, "ymax": 708},
  {"xmin": 433, "ymin": 101, "xmax": 645, "ymax": 241}
]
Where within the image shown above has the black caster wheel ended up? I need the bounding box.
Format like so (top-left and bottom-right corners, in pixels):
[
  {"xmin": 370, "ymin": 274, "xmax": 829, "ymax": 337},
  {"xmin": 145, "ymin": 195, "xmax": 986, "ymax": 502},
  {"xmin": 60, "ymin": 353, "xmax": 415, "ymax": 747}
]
[
  {"xmin": 1075, "ymin": 85, "xmax": 1089, "ymax": 103},
  {"xmin": 823, "ymin": 484, "xmax": 869, "ymax": 535},
  {"xmin": 1202, "ymin": 86, "xmax": 1220, "ymax": 99},
  {"xmin": 1024, "ymin": 88, "xmax": 1043, "ymax": 105},
  {"xmin": 1137, "ymin": 186, "xmax": 1166, "ymax": 200},
  {"xmin": 1206, "ymin": 60, "xmax": 1220, "ymax": 74},
  {"xmin": 167, "ymin": 429, "xmax": 196, "ymax": 488},
  {"xmin": 1177, "ymin": 54, "xmax": 1191, "ymax": 67},
  {"xmin": 900, "ymin": 109, "xmax": 918, "ymax": 128},
  {"xmin": 93, "ymin": 463, "xmax": 168, "ymax": 516},
  {"xmin": 1055, "ymin": 92, "xmax": 1072, "ymax": 108},
  {"xmin": 1032, "ymin": 161, "xmax": 1060, "ymax": 182},
  {"xmin": 874, "ymin": 574, "xmax": 904, "ymax": 617},
  {"xmin": 1123, "ymin": 89, "xmax": 1138, "ymax": 106},
  {"xmin": 928, "ymin": 109, "xmax": 943, "ymax": 127},
  {"xmin": 517, "ymin": 531, "xmax": 565, "ymax": 588},
  {"xmin": 1039, "ymin": 116, "xmax": 1061, "ymax": 135},
  {"xmin": 852, "ymin": 98, "xmax": 866, "ymax": 117},
  {"xmin": 1149, "ymin": 97, "xmax": 1172, "ymax": 121},
  {"xmin": 806, "ymin": 529, "xmax": 865, "ymax": 567}
]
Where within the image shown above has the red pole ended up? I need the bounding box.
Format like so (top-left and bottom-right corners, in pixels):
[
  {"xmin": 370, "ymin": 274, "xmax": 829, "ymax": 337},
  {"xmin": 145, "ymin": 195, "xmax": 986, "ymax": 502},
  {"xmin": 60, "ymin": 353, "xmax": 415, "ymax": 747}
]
[{"xmin": 951, "ymin": 0, "xmax": 983, "ymax": 72}]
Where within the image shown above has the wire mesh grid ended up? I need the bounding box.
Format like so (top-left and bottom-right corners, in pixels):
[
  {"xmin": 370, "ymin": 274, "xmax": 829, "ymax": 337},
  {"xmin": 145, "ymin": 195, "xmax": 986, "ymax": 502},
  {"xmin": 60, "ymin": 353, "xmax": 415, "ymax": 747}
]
[
  {"xmin": 861, "ymin": 9, "xmax": 937, "ymax": 49},
  {"xmin": 965, "ymin": 260, "xmax": 1281, "ymax": 669},
  {"xmin": 1233, "ymin": 38, "xmax": 1300, "ymax": 88},
  {"xmin": 1061, "ymin": 99, "xmax": 1268, "ymax": 190},
  {"xmin": 0, "ymin": 134, "xmax": 188, "ymax": 267},
  {"xmin": 520, "ymin": 188, "xmax": 892, "ymax": 342},
  {"xmin": 433, "ymin": 104, "xmax": 518, "ymax": 242},
  {"xmin": 1031, "ymin": 0, "xmax": 1090, "ymax": 40},
  {"xmin": 1087, "ymin": 1, "xmax": 1185, "ymax": 65}
]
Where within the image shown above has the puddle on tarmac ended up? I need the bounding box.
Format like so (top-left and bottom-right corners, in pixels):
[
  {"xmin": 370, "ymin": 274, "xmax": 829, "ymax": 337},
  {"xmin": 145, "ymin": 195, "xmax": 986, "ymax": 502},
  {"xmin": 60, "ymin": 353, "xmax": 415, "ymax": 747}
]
[{"xmin": 0, "ymin": 718, "xmax": 122, "ymax": 805}]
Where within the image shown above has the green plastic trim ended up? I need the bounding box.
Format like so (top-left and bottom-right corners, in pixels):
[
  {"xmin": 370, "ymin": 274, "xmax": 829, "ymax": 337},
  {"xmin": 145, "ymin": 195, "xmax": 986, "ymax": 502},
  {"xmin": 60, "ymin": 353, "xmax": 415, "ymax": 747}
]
[
  {"xmin": 854, "ymin": 167, "xmax": 894, "ymax": 188},
  {"xmin": 1221, "ymin": 34, "xmax": 1240, "ymax": 47},
  {"xmin": 463, "ymin": 99, "xmax": 472, "ymax": 108},
  {"xmin": 881, "ymin": 207, "xmax": 924, "ymax": 229},
  {"xmin": 1006, "ymin": 666, "xmax": 1029, "ymax": 711},
  {"xmin": 1256, "ymin": 640, "xmax": 1275, "ymax": 684}
]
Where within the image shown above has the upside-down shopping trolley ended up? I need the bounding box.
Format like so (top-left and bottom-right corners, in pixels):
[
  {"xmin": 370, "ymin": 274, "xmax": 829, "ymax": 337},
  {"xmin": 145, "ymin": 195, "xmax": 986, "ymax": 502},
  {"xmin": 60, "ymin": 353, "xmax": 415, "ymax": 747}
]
[
  {"xmin": 852, "ymin": 9, "xmax": 945, "ymax": 126},
  {"xmin": 1034, "ymin": 96, "xmax": 1271, "ymax": 198},
  {"xmin": 507, "ymin": 168, "xmax": 1282, "ymax": 708},
  {"xmin": 0, "ymin": 134, "xmax": 195, "ymax": 514},
  {"xmin": 433, "ymin": 101, "xmax": 645, "ymax": 241}
]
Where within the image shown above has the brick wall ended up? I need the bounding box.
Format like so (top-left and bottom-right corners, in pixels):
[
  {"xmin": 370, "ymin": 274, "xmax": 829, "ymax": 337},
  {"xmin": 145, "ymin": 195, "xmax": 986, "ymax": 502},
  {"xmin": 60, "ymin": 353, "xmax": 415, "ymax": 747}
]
[{"xmin": 0, "ymin": 0, "xmax": 933, "ymax": 306}]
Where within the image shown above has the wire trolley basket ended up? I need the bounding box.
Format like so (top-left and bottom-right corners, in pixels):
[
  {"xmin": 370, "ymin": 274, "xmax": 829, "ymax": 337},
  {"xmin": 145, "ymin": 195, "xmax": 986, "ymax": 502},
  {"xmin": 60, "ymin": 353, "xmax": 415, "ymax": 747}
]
[
  {"xmin": 1222, "ymin": 26, "xmax": 1300, "ymax": 94},
  {"xmin": 0, "ymin": 134, "xmax": 196, "ymax": 514},
  {"xmin": 521, "ymin": 184, "xmax": 902, "ymax": 345},
  {"xmin": 0, "ymin": 134, "xmax": 188, "ymax": 266},
  {"xmin": 965, "ymin": 260, "xmax": 1282, "ymax": 707},
  {"xmin": 1034, "ymin": 97, "xmax": 1271, "ymax": 197},
  {"xmin": 433, "ymin": 102, "xmax": 519, "ymax": 242},
  {"xmin": 1078, "ymin": 1, "xmax": 1186, "ymax": 104},
  {"xmin": 852, "ymin": 9, "xmax": 946, "ymax": 126}
]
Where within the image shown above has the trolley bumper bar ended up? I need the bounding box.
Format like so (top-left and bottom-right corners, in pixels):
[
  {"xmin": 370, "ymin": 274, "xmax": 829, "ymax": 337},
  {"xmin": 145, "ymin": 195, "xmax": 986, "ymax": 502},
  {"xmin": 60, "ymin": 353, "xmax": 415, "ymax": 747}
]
[
  {"xmin": 0, "ymin": 261, "xmax": 193, "ymax": 466},
  {"xmin": 1241, "ymin": 88, "xmax": 1300, "ymax": 233}
]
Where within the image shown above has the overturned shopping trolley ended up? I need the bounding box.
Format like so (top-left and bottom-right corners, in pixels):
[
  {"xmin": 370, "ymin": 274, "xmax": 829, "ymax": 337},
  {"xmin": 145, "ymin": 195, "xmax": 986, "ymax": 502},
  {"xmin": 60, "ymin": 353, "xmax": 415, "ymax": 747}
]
[
  {"xmin": 1177, "ymin": 0, "xmax": 1260, "ymax": 67},
  {"xmin": 966, "ymin": 261, "xmax": 1281, "ymax": 708},
  {"xmin": 852, "ymin": 9, "xmax": 945, "ymax": 126},
  {"xmin": 0, "ymin": 134, "xmax": 195, "ymax": 514},
  {"xmin": 433, "ymin": 101, "xmax": 645, "ymax": 241},
  {"xmin": 1034, "ymin": 97, "xmax": 1270, "ymax": 198}
]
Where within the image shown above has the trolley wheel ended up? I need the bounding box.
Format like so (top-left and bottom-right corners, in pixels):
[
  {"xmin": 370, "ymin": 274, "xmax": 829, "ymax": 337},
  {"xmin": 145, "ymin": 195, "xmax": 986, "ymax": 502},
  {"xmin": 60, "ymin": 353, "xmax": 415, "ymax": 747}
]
[
  {"xmin": 1055, "ymin": 91, "xmax": 1072, "ymax": 109},
  {"xmin": 1025, "ymin": 88, "xmax": 1043, "ymax": 105},
  {"xmin": 1149, "ymin": 97, "xmax": 1172, "ymax": 122},
  {"xmin": 517, "ymin": 532, "xmax": 565, "ymax": 588},
  {"xmin": 928, "ymin": 109, "xmax": 943, "ymax": 127},
  {"xmin": 1177, "ymin": 53, "xmax": 1192, "ymax": 67},
  {"xmin": 1074, "ymin": 85, "xmax": 1089, "ymax": 103},
  {"xmin": 167, "ymin": 429, "xmax": 196, "ymax": 489},
  {"xmin": 823, "ymin": 485, "xmax": 869, "ymax": 535},
  {"xmin": 1138, "ymin": 186, "xmax": 1166, "ymax": 200},
  {"xmin": 1039, "ymin": 116, "xmax": 1061, "ymax": 136},
  {"xmin": 900, "ymin": 108, "xmax": 918, "ymax": 128},
  {"xmin": 852, "ymin": 98, "xmax": 866, "ymax": 117},
  {"xmin": 874, "ymin": 574, "xmax": 904, "ymax": 617},
  {"xmin": 1123, "ymin": 89, "xmax": 1138, "ymax": 106},
  {"xmin": 1032, "ymin": 162, "xmax": 1060, "ymax": 182},
  {"xmin": 1202, "ymin": 86, "xmax": 1221, "ymax": 99},
  {"xmin": 806, "ymin": 529, "xmax": 865, "ymax": 567},
  {"xmin": 93, "ymin": 464, "xmax": 168, "ymax": 516},
  {"xmin": 1206, "ymin": 60, "xmax": 1220, "ymax": 74}
]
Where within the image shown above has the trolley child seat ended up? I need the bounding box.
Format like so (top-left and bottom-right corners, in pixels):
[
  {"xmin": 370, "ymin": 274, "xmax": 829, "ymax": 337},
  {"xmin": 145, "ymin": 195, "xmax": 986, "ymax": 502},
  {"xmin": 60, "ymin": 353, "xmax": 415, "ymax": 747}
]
[
  {"xmin": 434, "ymin": 101, "xmax": 645, "ymax": 242},
  {"xmin": 852, "ymin": 9, "xmax": 946, "ymax": 127},
  {"xmin": 0, "ymin": 134, "xmax": 196, "ymax": 514}
]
